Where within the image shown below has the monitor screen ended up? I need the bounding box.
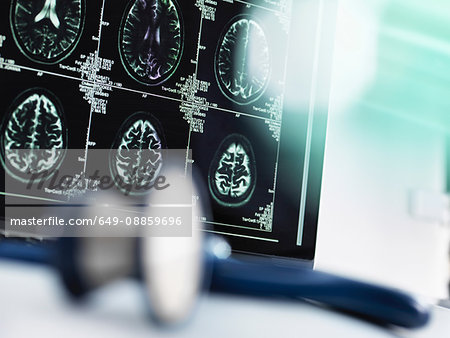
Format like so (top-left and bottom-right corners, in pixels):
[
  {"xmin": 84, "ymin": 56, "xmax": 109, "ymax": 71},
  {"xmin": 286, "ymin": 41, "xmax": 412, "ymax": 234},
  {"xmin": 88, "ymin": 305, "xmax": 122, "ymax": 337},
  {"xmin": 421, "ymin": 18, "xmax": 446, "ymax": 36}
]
[{"xmin": 0, "ymin": 0, "xmax": 336, "ymax": 260}]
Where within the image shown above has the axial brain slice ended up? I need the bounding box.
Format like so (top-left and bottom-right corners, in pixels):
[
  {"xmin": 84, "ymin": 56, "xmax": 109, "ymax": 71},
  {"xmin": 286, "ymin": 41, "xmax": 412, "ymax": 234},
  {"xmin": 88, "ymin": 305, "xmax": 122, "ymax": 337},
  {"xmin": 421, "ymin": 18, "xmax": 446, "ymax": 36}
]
[
  {"xmin": 11, "ymin": 0, "xmax": 84, "ymax": 63},
  {"xmin": 216, "ymin": 17, "xmax": 270, "ymax": 104},
  {"xmin": 2, "ymin": 90, "xmax": 66, "ymax": 179},
  {"xmin": 111, "ymin": 115, "xmax": 164, "ymax": 191},
  {"xmin": 120, "ymin": 0, "xmax": 183, "ymax": 85},
  {"xmin": 209, "ymin": 134, "xmax": 256, "ymax": 207}
]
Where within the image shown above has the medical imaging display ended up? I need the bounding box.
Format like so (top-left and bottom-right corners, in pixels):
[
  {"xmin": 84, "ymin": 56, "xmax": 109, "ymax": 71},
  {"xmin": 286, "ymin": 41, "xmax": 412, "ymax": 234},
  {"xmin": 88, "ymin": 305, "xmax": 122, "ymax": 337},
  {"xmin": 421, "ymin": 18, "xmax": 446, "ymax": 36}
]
[
  {"xmin": 215, "ymin": 16, "xmax": 270, "ymax": 104},
  {"xmin": 109, "ymin": 112, "xmax": 165, "ymax": 194},
  {"xmin": 208, "ymin": 134, "xmax": 256, "ymax": 207},
  {"xmin": 0, "ymin": 0, "xmax": 333, "ymax": 258},
  {"xmin": 0, "ymin": 88, "xmax": 66, "ymax": 181},
  {"xmin": 10, "ymin": 0, "xmax": 84, "ymax": 64},
  {"xmin": 119, "ymin": 0, "xmax": 183, "ymax": 85}
]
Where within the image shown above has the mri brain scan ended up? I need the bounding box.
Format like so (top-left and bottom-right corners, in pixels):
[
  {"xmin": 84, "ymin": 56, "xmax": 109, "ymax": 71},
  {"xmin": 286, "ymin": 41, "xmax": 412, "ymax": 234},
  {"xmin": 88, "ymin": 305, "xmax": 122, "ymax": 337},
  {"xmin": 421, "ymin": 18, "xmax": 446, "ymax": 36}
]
[
  {"xmin": 110, "ymin": 112, "xmax": 165, "ymax": 193},
  {"xmin": 10, "ymin": 0, "xmax": 85, "ymax": 64},
  {"xmin": 215, "ymin": 16, "xmax": 270, "ymax": 105},
  {"xmin": 1, "ymin": 88, "xmax": 67, "ymax": 181},
  {"xmin": 119, "ymin": 0, "xmax": 183, "ymax": 86},
  {"xmin": 208, "ymin": 134, "xmax": 256, "ymax": 207}
]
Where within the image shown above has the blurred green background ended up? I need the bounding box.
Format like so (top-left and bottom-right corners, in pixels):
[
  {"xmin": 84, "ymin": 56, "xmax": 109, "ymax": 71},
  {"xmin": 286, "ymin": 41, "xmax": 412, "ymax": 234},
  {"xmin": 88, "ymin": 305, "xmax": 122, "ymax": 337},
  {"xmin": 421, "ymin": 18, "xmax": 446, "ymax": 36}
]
[
  {"xmin": 315, "ymin": 0, "xmax": 450, "ymax": 299},
  {"xmin": 364, "ymin": 0, "xmax": 450, "ymax": 132}
]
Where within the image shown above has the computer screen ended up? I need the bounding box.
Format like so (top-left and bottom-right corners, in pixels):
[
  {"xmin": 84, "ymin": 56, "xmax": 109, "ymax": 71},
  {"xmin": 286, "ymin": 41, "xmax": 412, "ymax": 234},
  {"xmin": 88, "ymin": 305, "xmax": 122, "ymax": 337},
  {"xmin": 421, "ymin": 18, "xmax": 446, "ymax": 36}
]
[{"xmin": 0, "ymin": 0, "xmax": 336, "ymax": 260}]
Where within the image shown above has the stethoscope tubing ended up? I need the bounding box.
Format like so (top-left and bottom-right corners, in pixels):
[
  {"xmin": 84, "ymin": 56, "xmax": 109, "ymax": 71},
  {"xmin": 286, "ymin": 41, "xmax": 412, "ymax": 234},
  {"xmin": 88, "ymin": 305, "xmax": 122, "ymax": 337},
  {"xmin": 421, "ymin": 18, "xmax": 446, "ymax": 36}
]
[{"xmin": 0, "ymin": 238, "xmax": 431, "ymax": 329}]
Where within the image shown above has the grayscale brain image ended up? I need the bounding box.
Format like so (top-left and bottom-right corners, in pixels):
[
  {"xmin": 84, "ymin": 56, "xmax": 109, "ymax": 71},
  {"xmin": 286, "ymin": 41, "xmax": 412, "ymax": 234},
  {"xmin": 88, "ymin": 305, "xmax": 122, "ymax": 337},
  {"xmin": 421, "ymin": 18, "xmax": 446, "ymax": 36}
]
[
  {"xmin": 119, "ymin": 0, "xmax": 183, "ymax": 86},
  {"xmin": 0, "ymin": 0, "xmax": 317, "ymax": 253},
  {"xmin": 110, "ymin": 112, "xmax": 165, "ymax": 193},
  {"xmin": 1, "ymin": 88, "xmax": 67, "ymax": 181},
  {"xmin": 215, "ymin": 16, "xmax": 270, "ymax": 105},
  {"xmin": 208, "ymin": 134, "xmax": 256, "ymax": 207},
  {"xmin": 10, "ymin": 0, "xmax": 84, "ymax": 63}
]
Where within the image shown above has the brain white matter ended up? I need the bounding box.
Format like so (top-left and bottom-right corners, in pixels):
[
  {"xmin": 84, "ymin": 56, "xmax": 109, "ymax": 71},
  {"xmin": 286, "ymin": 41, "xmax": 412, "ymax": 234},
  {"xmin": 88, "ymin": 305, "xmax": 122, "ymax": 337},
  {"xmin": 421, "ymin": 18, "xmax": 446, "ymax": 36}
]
[
  {"xmin": 216, "ymin": 17, "xmax": 270, "ymax": 104},
  {"xmin": 119, "ymin": 0, "xmax": 182, "ymax": 85},
  {"xmin": 215, "ymin": 142, "xmax": 252, "ymax": 198},
  {"xmin": 11, "ymin": 0, "xmax": 84, "ymax": 63},
  {"xmin": 2, "ymin": 90, "xmax": 66, "ymax": 179},
  {"xmin": 111, "ymin": 113, "xmax": 164, "ymax": 192},
  {"xmin": 208, "ymin": 134, "xmax": 256, "ymax": 207}
]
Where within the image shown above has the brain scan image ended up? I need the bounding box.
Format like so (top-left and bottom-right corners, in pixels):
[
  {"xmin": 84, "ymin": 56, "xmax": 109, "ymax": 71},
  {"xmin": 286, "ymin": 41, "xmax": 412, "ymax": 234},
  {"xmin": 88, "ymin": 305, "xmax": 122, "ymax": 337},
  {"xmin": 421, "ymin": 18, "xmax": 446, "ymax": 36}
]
[
  {"xmin": 119, "ymin": 0, "xmax": 183, "ymax": 86},
  {"xmin": 208, "ymin": 134, "xmax": 256, "ymax": 207},
  {"xmin": 110, "ymin": 112, "xmax": 165, "ymax": 194},
  {"xmin": 10, "ymin": 0, "xmax": 85, "ymax": 64},
  {"xmin": 0, "ymin": 88, "xmax": 67, "ymax": 182},
  {"xmin": 215, "ymin": 16, "xmax": 270, "ymax": 105}
]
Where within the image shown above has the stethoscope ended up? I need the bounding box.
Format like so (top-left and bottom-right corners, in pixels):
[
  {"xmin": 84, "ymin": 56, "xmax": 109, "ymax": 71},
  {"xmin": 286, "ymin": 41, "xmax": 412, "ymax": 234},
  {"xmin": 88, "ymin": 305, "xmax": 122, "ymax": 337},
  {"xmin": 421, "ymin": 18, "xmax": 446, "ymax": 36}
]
[
  {"xmin": 0, "ymin": 176, "xmax": 431, "ymax": 329},
  {"xmin": 0, "ymin": 230, "xmax": 431, "ymax": 329}
]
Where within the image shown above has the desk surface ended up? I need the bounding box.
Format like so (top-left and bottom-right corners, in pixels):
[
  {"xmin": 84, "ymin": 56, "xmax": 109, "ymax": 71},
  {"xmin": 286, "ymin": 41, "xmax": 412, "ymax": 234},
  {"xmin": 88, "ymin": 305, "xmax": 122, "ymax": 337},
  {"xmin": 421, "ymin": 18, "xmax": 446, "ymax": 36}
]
[{"xmin": 0, "ymin": 261, "xmax": 449, "ymax": 338}]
